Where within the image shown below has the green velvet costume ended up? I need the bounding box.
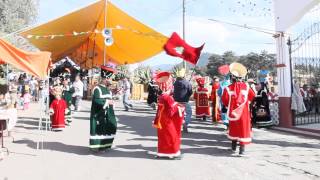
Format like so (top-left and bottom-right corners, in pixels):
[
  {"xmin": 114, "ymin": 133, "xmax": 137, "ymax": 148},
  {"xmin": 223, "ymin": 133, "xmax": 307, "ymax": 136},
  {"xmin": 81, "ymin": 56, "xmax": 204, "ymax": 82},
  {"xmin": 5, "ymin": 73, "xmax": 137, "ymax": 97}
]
[
  {"xmin": 63, "ymin": 85, "xmax": 74, "ymax": 124},
  {"xmin": 89, "ymin": 84, "xmax": 117, "ymax": 150}
]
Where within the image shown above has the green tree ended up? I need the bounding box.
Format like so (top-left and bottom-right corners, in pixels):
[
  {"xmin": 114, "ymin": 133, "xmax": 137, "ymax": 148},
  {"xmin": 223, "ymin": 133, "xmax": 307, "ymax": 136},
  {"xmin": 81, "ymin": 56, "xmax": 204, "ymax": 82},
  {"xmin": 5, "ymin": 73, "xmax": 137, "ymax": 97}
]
[
  {"xmin": 134, "ymin": 65, "xmax": 152, "ymax": 85},
  {"xmin": 206, "ymin": 51, "xmax": 238, "ymax": 77},
  {"xmin": 0, "ymin": 0, "xmax": 39, "ymax": 34},
  {"xmin": 0, "ymin": 0, "xmax": 39, "ymax": 51}
]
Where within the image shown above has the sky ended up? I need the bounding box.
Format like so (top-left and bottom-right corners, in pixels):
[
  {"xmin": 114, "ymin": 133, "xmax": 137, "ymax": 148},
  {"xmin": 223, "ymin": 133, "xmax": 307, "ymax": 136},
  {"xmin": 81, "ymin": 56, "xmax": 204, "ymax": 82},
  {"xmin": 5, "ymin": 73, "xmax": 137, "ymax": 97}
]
[{"xmin": 38, "ymin": 0, "xmax": 277, "ymax": 66}]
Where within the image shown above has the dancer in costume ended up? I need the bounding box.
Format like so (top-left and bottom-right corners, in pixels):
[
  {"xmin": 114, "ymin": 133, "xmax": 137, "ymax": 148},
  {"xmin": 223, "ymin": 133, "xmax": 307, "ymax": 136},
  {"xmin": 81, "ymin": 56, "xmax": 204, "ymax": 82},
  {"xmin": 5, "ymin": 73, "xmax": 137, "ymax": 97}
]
[
  {"xmin": 89, "ymin": 65, "xmax": 117, "ymax": 152},
  {"xmin": 153, "ymin": 71, "xmax": 185, "ymax": 159},
  {"xmin": 194, "ymin": 77, "xmax": 211, "ymax": 121},
  {"xmin": 217, "ymin": 65, "xmax": 231, "ymax": 128},
  {"xmin": 252, "ymin": 82, "xmax": 273, "ymax": 128},
  {"xmin": 221, "ymin": 63, "xmax": 255, "ymax": 155},
  {"xmin": 49, "ymin": 85, "xmax": 67, "ymax": 131},
  {"xmin": 211, "ymin": 77, "xmax": 221, "ymax": 123},
  {"xmin": 62, "ymin": 76, "xmax": 74, "ymax": 126}
]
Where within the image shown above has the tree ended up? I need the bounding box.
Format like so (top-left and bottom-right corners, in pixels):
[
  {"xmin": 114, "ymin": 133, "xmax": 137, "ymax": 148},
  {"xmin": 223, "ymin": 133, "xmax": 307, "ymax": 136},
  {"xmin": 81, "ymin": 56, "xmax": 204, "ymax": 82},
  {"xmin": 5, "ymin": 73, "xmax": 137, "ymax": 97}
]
[
  {"xmin": 0, "ymin": 0, "xmax": 39, "ymax": 34},
  {"xmin": 206, "ymin": 51, "xmax": 238, "ymax": 77},
  {"xmin": 133, "ymin": 65, "xmax": 152, "ymax": 85},
  {"xmin": 0, "ymin": 0, "xmax": 39, "ymax": 51}
]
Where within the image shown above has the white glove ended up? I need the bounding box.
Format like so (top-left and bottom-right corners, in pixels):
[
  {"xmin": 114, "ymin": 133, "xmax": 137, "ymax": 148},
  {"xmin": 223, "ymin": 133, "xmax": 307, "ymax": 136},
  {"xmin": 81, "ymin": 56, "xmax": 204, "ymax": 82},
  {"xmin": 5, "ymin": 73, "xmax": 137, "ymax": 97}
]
[
  {"xmin": 49, "ymin": 108, "xmax": 54, "ymax": 115},
  {"xmin": 103, "ymin": 100, "xmax": 109, "ymax": 109}
]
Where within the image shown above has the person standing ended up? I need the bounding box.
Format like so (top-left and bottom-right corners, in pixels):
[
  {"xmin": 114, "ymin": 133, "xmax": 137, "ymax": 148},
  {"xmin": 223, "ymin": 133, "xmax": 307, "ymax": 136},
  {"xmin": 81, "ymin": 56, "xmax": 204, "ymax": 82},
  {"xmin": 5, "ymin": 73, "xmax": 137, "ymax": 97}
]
[
  {"xmin": 121, "ymin": 77, "xmax": 133, "ymax": 111},
  {"xmin": 153, "ymin": 71, "xmax": 184, "ymax": 159},
  {"xmin": 173, "ymin": 68, "xmax": 192, "ymax": 133},
  {"xmin": 89, "ymin": 65, "xmax": 117, "ymax": 152},
  {"xmin": 147, "ymin": 80, "xmax": 159, "ymax": 110},
  {"xmin": 252, "ymin": 82, "xmax": 273, "ymax": 128},
  {"xmin": 221, "ymin": 62, "xmax": 255, "ymax": 156},
  {"xmin": 62, "ymin": 76, "xmax": 74, "ymax": 126},
  {"xmin": 72, "ymin": 75, "xmax": 84, "ymax": 111},
  {"xmin": 211, "ymin": 77, "xmax": 221, "ymax": 123},
  {"xmin": 29, "ymin": 76, "xmax": 39, "ymax": 102},
  {"xmin": 49, "ymin": 86, "xmax": 67, "ymax": 131},
  {"xmin": 194, "ymin": 77, "xmax": 211, "ymax": 121}
]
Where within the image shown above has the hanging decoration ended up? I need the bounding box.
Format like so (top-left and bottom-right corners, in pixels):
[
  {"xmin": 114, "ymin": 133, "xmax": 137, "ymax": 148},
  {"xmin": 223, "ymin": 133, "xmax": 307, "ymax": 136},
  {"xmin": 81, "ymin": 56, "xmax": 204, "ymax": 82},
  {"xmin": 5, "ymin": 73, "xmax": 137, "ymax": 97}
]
[{"xmin": 21, "ymin": 25, "xmax": 167, "ymax": 42}]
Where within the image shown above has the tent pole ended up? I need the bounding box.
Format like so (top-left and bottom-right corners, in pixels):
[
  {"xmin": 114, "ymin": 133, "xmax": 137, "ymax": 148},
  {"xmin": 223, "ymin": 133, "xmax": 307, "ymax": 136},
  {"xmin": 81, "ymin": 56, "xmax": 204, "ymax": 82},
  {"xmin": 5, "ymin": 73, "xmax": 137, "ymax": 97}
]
[
  {"xmin": 6, "ymin": 64, "xmax": 9, "ymax": 84},
  {"xmin": 103, "ymin": 0, "xmax": 108, "ymax": 66}
]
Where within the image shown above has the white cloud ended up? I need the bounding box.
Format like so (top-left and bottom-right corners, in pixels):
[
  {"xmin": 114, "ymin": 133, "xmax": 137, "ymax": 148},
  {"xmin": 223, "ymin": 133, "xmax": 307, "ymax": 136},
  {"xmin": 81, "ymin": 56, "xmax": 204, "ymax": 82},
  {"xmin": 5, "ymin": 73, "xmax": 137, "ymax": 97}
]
[{"xmin": 186, "ymin": 16, "xmax": 231, "ymax": 47}]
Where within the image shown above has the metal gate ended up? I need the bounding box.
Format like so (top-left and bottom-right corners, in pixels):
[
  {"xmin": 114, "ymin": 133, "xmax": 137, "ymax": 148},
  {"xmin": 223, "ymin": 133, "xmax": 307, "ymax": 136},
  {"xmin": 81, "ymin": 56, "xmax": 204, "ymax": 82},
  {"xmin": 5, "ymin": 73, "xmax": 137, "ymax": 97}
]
[{"xmin": 289, "ymin": 5, "xmax": 320, "ymax": 125}]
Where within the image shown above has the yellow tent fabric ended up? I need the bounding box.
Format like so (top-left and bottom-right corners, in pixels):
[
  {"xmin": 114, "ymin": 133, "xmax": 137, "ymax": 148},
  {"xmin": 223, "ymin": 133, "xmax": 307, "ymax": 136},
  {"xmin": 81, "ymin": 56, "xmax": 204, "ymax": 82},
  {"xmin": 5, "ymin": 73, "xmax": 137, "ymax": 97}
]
[
  {"xmin": 0, "ymin": 39, "xmax": 51, "ymax": 78},
  {"xmin": 20, "ymin": 0, "xmax": 168, "ymax": 68}
]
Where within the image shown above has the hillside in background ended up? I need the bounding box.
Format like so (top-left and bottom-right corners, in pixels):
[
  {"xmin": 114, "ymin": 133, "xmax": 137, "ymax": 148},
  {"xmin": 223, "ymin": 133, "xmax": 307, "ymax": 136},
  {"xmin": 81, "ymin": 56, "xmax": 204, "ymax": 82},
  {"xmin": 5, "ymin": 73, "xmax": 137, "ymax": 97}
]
[{"xmin": 150, "ymin": 52, "xmax": 211, "ymax": 71}]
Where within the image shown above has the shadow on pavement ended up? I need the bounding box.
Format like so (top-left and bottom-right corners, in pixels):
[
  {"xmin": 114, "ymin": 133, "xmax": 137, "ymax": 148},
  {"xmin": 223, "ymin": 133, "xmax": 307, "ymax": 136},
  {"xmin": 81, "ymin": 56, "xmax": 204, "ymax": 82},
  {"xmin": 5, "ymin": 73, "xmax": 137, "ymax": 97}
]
[
  {"xmin": 14, "ymin": 139, "xmax": 156, "ymax": 159},
  {"xmin": 253, "ymin": 139, "xmax": 320, "ymax": 149}
]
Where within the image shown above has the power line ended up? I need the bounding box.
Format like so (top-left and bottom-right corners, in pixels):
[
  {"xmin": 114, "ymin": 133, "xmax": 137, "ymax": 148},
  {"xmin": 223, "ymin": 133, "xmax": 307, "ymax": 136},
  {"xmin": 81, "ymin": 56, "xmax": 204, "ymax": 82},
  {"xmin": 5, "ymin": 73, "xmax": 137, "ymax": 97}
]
[{"xmin": 208, "ymin": 18, "xmax": 276, "ymax": 35}]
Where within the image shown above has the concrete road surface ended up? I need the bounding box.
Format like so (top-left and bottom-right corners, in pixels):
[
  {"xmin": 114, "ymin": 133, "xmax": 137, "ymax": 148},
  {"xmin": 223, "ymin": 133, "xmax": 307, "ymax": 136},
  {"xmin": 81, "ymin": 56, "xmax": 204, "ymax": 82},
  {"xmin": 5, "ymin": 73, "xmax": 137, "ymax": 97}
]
[{"xmin": 0, "ymin": 100, "xmax": 320, "ymax": 180}]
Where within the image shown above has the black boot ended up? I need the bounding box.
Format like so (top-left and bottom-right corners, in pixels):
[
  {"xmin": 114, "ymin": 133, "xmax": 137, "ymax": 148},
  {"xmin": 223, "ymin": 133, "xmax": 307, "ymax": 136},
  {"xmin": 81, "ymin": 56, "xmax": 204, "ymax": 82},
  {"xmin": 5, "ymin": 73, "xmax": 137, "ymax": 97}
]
[
  {"xmin": 231, "ymin": 141, "xmax": 237, "ymax": 152},
  {"xmin": 239, "ymin": 145, "xmax": 245, "ymax": 155},
  {"xmin": 202, "ymin": 116, "xmax": 206, "ymax": 121}
]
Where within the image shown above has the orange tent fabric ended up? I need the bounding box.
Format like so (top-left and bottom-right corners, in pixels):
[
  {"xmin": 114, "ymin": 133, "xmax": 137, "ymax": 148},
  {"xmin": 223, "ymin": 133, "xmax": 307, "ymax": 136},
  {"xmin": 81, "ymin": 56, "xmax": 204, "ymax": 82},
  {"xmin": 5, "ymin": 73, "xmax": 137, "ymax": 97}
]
[
  {"xmin": 20, "ymin": 0, "xmax": 167, "ymax": 68},
  {"xmin": 0, "ymin": 39, "xmax": 51, "ymax": 78}
]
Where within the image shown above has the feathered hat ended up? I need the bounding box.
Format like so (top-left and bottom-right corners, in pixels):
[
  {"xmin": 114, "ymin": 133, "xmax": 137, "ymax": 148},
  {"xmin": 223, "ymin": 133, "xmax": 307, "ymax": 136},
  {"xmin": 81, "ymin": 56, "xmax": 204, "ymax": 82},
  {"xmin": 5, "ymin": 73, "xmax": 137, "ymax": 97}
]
[
  {"xmin": 101, "ymin": 63, "xmax": 117, "ymax": 79},
  {"xmin": 196, "ymin": 77, "xmax": 205, "ymax": 87},
  {"xmin": 155, "ymin": 71, "xmax": 173, "ymax": 92},
  {"xmin": 229, "ymin": 62, "xmax": 247, "ymax": 78}
]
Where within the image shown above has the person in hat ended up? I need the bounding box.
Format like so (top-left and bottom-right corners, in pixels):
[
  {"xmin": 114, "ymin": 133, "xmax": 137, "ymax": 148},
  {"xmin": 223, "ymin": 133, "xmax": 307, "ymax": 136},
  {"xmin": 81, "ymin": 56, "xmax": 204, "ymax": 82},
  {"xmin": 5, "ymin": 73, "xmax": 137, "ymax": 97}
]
[
  {"xmin": 221, "ymin": 62, "xmax": 255, "ymax": 156},
  {"xmin": 49, "ymin": 85, "xmax": 67, "ymax": 131},
  {"xmin": 194, "ymin": 76, "xmax": 211, "ymax": 121},
  {"xmin": 89, "ymin": 65, "xmax": 117, "ymax": 152},
  {"xmin": 153, "ymin": 71, "xmax": 185, "ymax": 159},
  {"xmin": 217, "ymin": 66, "xmax": 231, "ymax": 129},
  {"xmin": 173, "ymin": 68, "xmax": 193, "ymax": 133},
  {"xmin": 62, "ymin": 76, "xmax": 74, "ymax": 126}
]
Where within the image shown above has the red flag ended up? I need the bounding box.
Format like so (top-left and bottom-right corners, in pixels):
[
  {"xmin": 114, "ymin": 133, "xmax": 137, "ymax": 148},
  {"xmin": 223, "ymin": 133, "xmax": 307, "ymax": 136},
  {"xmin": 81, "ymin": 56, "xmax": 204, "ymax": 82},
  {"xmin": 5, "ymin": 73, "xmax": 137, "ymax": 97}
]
[{"xmin": 164, "ymin": 32, "xmax": 204, "ymax": 65}]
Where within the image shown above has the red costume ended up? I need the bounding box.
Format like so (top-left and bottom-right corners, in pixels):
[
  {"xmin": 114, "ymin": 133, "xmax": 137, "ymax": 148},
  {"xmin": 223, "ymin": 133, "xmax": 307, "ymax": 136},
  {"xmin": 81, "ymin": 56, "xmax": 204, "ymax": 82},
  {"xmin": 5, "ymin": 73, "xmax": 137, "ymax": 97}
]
[
  {"xmin": 50, "ymin": 86, "xmax": 67, "ymax": 131},
  {"xmin": 211, "ymin": 81, "xmax": 221, "ymax": 122},
  {"xmin": 194, "ymin": 77, "xmax": 211, "ymax": 119},
  {"xmin": 221, "ymin": 82, "xmax": 255, "ymax": 145},
  {"xmin": 153, "ymin": 71, "xmax": 184, "ymax": 158}
]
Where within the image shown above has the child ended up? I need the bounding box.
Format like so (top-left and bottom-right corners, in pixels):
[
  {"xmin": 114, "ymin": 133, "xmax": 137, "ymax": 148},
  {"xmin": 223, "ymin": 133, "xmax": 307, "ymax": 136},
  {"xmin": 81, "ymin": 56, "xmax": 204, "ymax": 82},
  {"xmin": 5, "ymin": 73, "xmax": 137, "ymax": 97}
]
[
  {"xmin": 50, "ymin": 86, "xmax": 67, "ymax": 131},
  {"xmin": 194, "ymin": 77, "xmax": 211, "ymax": 121},
  {"xmin": 23, "ymin": 85, "xmax": 32, "ymax": 110},
  {"xmin": 153, "ymin": 71, "xmax": 185, "ymax": 159}
]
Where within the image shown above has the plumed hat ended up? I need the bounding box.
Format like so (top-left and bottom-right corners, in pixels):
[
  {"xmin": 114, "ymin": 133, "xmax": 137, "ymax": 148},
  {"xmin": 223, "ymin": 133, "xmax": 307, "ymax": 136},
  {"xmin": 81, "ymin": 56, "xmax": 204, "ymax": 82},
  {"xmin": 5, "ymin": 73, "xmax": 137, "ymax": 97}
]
[
  {"xmin": 218, "ymin": 65, "xmax": 230, "ymax": 76},
  {"xmin": 229, "ymin": 62, "xmax": 247, "ymax": 78},
  {"xmin": 196, "ymin": 77, "xmax": 205, "ymax": 86},
  {"xmin": 101, "ymin": 64, "xmax": 117, "ymax": 79},
  {"xmin": 155, "ymin": 71, "xmax": 173, "ymax": 92}
]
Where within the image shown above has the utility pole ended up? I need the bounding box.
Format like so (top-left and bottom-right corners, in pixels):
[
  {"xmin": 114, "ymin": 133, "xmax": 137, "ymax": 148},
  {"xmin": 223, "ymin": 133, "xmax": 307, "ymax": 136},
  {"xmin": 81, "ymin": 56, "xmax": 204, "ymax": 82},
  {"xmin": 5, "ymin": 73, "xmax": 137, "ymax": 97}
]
[{"xmin": 182, "ymin": 0, "xmax": 187, "ymax": 70}]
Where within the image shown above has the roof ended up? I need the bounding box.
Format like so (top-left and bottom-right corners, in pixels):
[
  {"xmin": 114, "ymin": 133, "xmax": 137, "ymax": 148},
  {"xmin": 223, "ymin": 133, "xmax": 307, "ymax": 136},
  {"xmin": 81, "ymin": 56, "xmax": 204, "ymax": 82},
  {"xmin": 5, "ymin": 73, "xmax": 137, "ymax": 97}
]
[{"xmin": 20, "ymin": 0, "xmax": 168, "ymax": 68}]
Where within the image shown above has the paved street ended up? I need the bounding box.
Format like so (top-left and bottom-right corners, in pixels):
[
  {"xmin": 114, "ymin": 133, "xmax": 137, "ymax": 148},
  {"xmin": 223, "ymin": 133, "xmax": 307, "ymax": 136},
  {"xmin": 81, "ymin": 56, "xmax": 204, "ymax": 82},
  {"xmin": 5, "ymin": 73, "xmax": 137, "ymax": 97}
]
[{"xmin": 1, "ymin": 100, "xmax": 320, "ymax": 180}]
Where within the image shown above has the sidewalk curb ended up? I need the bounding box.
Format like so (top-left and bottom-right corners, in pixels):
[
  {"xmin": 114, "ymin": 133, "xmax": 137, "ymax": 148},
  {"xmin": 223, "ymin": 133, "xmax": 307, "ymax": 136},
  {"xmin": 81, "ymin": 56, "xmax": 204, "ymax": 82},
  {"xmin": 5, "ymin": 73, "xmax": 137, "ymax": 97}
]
[{"xmin": 272, "ymin": 127, "xmax": 320, "ymax": 139}]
